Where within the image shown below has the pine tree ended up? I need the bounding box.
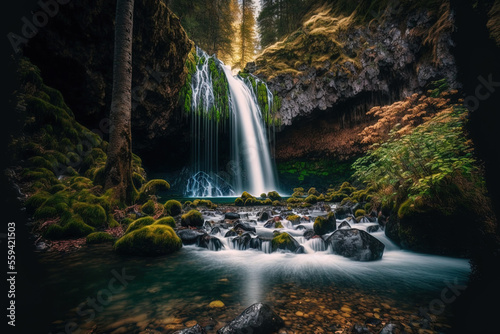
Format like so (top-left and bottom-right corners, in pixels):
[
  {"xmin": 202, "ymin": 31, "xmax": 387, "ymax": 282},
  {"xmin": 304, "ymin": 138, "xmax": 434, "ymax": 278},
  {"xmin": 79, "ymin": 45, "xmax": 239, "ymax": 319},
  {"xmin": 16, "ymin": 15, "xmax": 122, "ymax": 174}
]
[{"xmin": 238, "ymin": 0, "xmax": 257, "ymax": 68}]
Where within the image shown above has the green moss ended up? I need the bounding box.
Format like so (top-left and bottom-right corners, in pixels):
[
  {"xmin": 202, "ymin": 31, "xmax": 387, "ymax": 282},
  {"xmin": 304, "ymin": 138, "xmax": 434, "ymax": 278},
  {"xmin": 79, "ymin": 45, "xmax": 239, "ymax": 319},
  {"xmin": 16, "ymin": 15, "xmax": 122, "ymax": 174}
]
[
  {"xmin": 181, "ymin": 209, "xmax": 204, "ymax": 227},
  {"xmin": 34, "ymin": 206, "xmax": 58, "ymax": 220},
  {"xmin": 287, "ymin": 197, "xmax": 302, "ymax": 204},
  {"xmin": 121, "ymin": 218, "xmax": 134, "ymax": 226},
  {"xmin": 287, "ymin": 215, "xmax": 301, "ymax": 224},
  {"xmin": 86, "ymin": 232, "xmax": 115, "ymax": 244},
  {"xmin": 304, "ymin": 194, "xmax": 318, "ymax": 204},
  {"xmin": 125, "ymin": 217, "xmax": 156, "ymax": 234},
  {"xmin": 43, "ymin": 224, "xmax": 64, "ymax": 240},
  {"xmin": 355, "ymin": 209, "xmax": 366, "ymax": 217},
  {"xmin": 275, "ymin": 221, "xmax": 284, "ymax": 228},
  {"xmin": 308, "ymin": 187, "xmax": 320, "ymax": 196},
  {"xmin": 313, "ymin": 212, "xmax": 336, "ymax": 235},
  {"xmin": 272, "ymin": 200, "xmax": 281, "ymax": 206},
  {"xmin": 137, "ymin": 179, "xmax": 170, "ymax": 202},
  {"xmin": 164, "ymin": 199, "xmax": 182, "ymax": 216},
  {"xmin": 244, "ymin": 198, "xmax": 257, "ymax": 206},
  {"xmin": 267, "ymin": 191, "xmax": 281, "ymax": 201},
  {"xmin": 241, "ymin": 191, "xmax": 254, "ymax": 200},
  {"xmin": 262, "ymin": 198, "xmax": 273, "ymax": 205},
  {"xmin": 25, "ymin": 191, "xmax": 51, "ymax": 214},
  {"xmin": 62, "ymin": 216, "xmax": 95, "ymax": 239},
  {"xmin": 271, "ymin": 232, "xmax": 297, "ymax": 252},
  {"xmin": 141, "ymin": 200, "xmax": 157, "ymax": 215},
  {"xmin": 235, "ymin": 198, "xmax": 244, "ymax": 206},
  {"xmin": 114, "ymin": 225, "xmax": 182, "ymax": 256},
  {"xmin": 153, "ymin": 216, "xmax": 176, "ymax": 229},
  {"xmin": 72, "ymin": 202, "xmax": 107, "ymax": 227},
  {"xmin": 260, "ymin": 193, "xmax": 267, "ymax": 198}
]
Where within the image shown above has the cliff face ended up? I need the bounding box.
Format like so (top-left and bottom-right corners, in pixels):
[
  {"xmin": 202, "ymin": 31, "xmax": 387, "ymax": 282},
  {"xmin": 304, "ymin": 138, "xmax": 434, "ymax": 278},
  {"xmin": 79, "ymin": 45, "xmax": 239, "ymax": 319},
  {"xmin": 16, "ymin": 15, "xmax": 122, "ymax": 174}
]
[
  {"xmin": 248, "ymin": 2, "xmax": 458, "ymax": 161},
  {"xmin": 23, "ymin": 0, "xmax": 192, "ymax": 156}
]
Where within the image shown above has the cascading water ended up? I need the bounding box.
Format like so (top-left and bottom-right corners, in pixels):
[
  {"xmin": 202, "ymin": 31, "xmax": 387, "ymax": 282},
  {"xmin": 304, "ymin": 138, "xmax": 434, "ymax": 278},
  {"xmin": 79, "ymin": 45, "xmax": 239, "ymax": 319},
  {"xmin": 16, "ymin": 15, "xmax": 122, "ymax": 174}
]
[{"xmin": 185, "ymin": 48, "xmax": 278, "ymax": 197}]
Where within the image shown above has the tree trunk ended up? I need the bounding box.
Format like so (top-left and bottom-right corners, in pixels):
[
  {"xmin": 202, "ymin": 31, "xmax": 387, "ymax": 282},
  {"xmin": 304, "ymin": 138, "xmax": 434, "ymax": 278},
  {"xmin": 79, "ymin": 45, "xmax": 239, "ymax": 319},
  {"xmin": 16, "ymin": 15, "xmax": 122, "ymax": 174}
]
[{"xmin": 104, "ymin": 0, "xmax": 136, "ymax": 204}]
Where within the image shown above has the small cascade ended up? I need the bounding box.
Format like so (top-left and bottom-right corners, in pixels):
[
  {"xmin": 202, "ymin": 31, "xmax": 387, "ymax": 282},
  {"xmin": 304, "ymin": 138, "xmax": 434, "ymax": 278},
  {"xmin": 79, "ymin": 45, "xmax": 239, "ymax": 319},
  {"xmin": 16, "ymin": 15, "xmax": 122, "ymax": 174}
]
[
  {"xmin": 260, "ymin": 241, "xmax": 272, "ymax": 254},
  {"xmin": 184, "ymin": 47, "xmax": 278, "ymax": 197},
  {"xmin": 306, "ymin": 238, "xmax": 327, "ymax": 252}
]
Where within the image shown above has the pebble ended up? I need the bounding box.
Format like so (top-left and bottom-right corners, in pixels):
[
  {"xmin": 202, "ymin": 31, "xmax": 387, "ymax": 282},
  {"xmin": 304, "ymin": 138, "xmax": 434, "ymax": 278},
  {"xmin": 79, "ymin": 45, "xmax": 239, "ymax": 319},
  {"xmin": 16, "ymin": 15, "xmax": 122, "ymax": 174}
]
[
  {"xmin": 185, "ymin": 320, "xmax": 197, "ymax": 327},
  {"xmin": 295, "ymin": 311, "xmax": 304, "ymax": 317},
  {"xmin": 208, "ymin": 300, "xmax": 225, "ymax": 308}
]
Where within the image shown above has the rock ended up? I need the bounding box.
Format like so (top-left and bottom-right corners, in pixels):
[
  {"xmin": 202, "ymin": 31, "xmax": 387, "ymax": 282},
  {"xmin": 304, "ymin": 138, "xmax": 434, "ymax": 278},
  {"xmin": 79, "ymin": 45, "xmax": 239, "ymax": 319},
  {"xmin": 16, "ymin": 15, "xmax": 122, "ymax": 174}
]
[
  {"xmin": 217, "ymin": 303, "xmax": 284, "ymax": 334},
  {"xmin": 224, "ymin": 212, "xmax": 240, "ymax": 220},
  {"xmin": 114, "ymin": 225, "xmax": 182, "ymax": 256},
  {"xmin": 210, "ymin": 226, "xmax": 222, "ymax": 235},
  {"xmin": 335, "ymin": 206, "xmax": 352, "ymax": 220},
  {"xmin": 325, "ymin": 229, "xmax": 385, "ymax": 261},
  {"xmin": 379, "ymin": 323, "xmax": 401, "ymax": 334},
  {"xmin": 202, "ymin": 221, "xmax": 212, "ymax": 231},
  {"xmin": 249, "ymin": 237, "xmax": 262, "ymax": 250},
  {"xmin": 313, "ymin": 212, "xmax": 336, "ymax": 235},
  {"xmin": 366, "ymin": 225, "xmax": 380, "ymax": 233},
  {"xmin": 295, "ymin": 246, "xmax": 305, "ymax": 254},
  {"xmin": 177, "ymin": 229, "xmax": 204, "ymax": 245},
  {"xmin": 224, "ymin": 229, "xmax": 237, "ymax": 237},
  {"xmin": 271, "ymin": 232, "xmax": 301, "ymax": 253},
  {"xmin": 181, "ymin": 210, "xmax": 204, "ymax": 227},
  {"xmin": 364, "ymin": 318, "xmax": 381, "ymax": 326},
  {"xmin": 303, "ymin": 229, "xmax": 315, "ymax": 240},
  {"xmin": 351, "ymin": 324, "xmax": 371, "ymax": 333},
  {"xmin": 295, "ymin": 225, "xmax": 307, "ymax": 230},
  {"xmin": 197, "ymin": 235, "xmax": 224, "ymax": 251},
  {"xmin": 234, "ymin": 222, "xmax": 256, "ymax": 233},
  {"xmin": 257, "ymin": 211, "xmax": 271, "ymax": 222},
  {"xmin": 338, "ymin": 221, "xmax": 352, "ymax": 229},
  {"xmin": 263, "ymin": 219, "xmax": 275, "ymax": 228},
  {"xmin": 209, "ymin": 300, "xmax": 225, "ymax": 308},
  {"xmin": 232, "ymin": 233, "xmax": 253, "ymax": 250},
  {"xmin": 173, "ymin": 324, "xmax": 206, "ymax": 334}
]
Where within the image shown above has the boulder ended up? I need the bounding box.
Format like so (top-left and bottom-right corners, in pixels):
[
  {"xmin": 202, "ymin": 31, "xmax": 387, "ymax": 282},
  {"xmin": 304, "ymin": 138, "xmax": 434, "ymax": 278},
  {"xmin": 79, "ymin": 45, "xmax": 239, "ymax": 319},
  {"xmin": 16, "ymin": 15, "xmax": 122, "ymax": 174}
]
[
  {"xmin": 295, "ymin": 225, "xmax": 307, "ymax": 230},
  {"xmin": 313, "ymin": 212, "xmax": 336, "ymax": 235},
  {"xmin": 271, "ymin": 232, "xmax": 301, "ymax": 253},
  {"xmin": 234, "ymin": 222, "xmax": 256, "ymax": 233},
  {"xmin": 210, "ymin": 226, "xmax": 222, "ymax": 235},
  {"xmin": 224, "ymin": 212, "xmax": 240, "ymax": 220},
  {"xmin": 366, "ymin": 225, "xmax": 380, "ymax": 233},
  {"xmin": 217, "ymin": 303, "xmax": 284, "ymax": 334},
  {"xmin": 263, "ymin": 219, "xmax": 275, "ymax": 228},
  {"xmin": 303, "ymin": 229, "xmax": 315, "ymax": 240},
  {"xmin": 173, "ymin": 324, "xmax": 206, "ymax": 334},
  {"xmin": 232, "ymin": 233, "xmax": 253, "ymax": 250},
  {"xmin": 338, "ymin": 221, "xmax": 351, "ymax": 229},
  {"xmin": 197, "ymin": 234, "xmax": 224, "ymax": 251},
  {"xmin": 224, "ymin": 229, "xmax": 238, "ymax": 237},
  {"xmin": 326, "ymin": 229, "xmax": 385, "ymax": 261},
  {"xmin": 257, "ymin": 211, "xmax": 271, "ymax": 222},
  {"xmin": 177, "ymin": 229, "xmax": 205, "ymax": 245}
]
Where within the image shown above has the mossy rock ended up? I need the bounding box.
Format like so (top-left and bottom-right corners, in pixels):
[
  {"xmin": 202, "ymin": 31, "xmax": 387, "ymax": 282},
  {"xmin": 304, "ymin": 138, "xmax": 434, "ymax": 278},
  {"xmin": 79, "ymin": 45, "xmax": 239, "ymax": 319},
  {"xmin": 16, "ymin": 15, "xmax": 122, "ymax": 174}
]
[
  {"xmin": 164, "ymin": 199, "xmax": 182, "ymax": 216},
  {"xmin": 153, "ymin": 216, "xmax": 176, "ymax": 229},
  {"xmin": 86, "ymin": 232, "xmax": 115, "ymax": 244},
  {"xmin": 121, "ymin": 217, "xmax": 134, "ymax": 226},
  {"xmin": 287, "ymin": 215, "xmax": 301, "ymax": 225},
  {"xmin": 181, "ymin": 209, "xmax": 204, "ymax": 227},
  {"xmin": 355, "ymin": 209, "xmax": 366, "ymax": 217},
  {"xmin": 262, "ymin": 198, "xmax": 273, "ymax": 205},
  {"xmin": 62, "ymin": 217, "xmax": 95, "ymax": 238},
  {"xmin": 313, "ymin": 212, "xmax": 336, "ymax": 235},
  {"xmin": 136, "ymin": 179, "xmax": 170, "ymax": 202},
  {"xmin": 125, "ymin": 217, "xmax": 155, "ymax": 234},
  {"xmin": 272, "ymin": 200, "xmax": 281, "ymax": 206},
  {"xmin": 72, "ymin": 202, "xmax": 107, "ymax": 227},
  {"xmin": 271, "ymin": 232, "xmax": 299, "ymax": 252},
  {"xmin": 275, "ymin": 221, "xmax": 284, "ymax": 228},
  {"xmin": 241, "ymin": 191, "xmax": 254, "ymax": 200},
  {"xmin": 244, "ymin": 198, "xmax": 257, "ymax": 206},
  {"xmin": 267, "ymin": 191, "xmax": 281, "ymax": 201},
  {"xmin": 304, "ymin": 195, "xmax": 318, "ymax": 204},
  {"xmin": 286, "ymin": 197, "xmax": 302, "ymax": 204},
  {"xmin": 235, "ymin": 198, "xmax": 244, "ymax": 206},
  {"xmin": 114, "ymin": 225, "xmax": 182, "ymax": 256},
  {"xmin": 308, "ymin": 187, "xmax": 320, "ymax": 196},
  {"xmin": 141, "ymin": 200, "xmax": 157, "ymax": 215},
  {"xmin": 260, "ymin": 193, "xmax": 267, "ymax": 198}
]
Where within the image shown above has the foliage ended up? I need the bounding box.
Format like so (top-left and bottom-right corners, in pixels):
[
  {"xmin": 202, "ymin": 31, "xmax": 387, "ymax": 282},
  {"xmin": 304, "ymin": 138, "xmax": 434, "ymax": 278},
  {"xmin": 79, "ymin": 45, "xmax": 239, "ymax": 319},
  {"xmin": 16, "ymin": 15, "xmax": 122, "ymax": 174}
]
[{"xmin": 114, "ymin": 225, "xmax": 182, "ymax": 256}]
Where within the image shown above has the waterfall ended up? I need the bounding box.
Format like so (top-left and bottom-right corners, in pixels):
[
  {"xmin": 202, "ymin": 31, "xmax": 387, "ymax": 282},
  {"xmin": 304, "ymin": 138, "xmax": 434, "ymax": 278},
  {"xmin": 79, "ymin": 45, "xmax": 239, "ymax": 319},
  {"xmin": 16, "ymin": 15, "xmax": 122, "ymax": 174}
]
[{"xmin": 185, "ymin": 48, "xmax": 278, "ymax": 197}]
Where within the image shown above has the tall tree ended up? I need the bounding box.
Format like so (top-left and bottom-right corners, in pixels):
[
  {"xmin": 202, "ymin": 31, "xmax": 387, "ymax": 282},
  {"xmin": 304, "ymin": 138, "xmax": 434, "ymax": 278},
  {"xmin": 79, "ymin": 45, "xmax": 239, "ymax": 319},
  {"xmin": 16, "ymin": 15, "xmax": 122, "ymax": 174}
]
[
  {"xmin": 103, "ymin": 0, "xmax": 136, "ymax": 204},
  {"xmin": 239, "ymin": 0, "xmax": 257, "ymax": 67}
]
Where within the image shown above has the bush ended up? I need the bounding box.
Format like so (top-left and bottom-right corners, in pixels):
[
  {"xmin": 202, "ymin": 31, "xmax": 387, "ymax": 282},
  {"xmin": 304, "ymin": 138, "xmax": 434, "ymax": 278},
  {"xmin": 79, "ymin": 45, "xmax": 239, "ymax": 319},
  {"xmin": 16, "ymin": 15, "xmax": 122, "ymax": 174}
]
[
  {"xmin": 72, "ymin": 202, "xmax": 107, "ymax": 227},
  {"xmin": 141, "ymin": 200, "xmax": 157, "ymax": 215},
  {"xmin": 86, "ymin": 232, "xmax": 115, "ymax": 244},
  {"xmin": 164, "ymin": 200, "xmax": 182, "ymax": 216},
  {"xmin": 313, "ymin": 212, "xmax": 336, "ymax": 235},
  {"xmin": 153, "ymin": 216, "xmax": 176, "ymax": 229},
  {"xmin": 181, "ymin": 210, "xmax": 204, "ymax": 227},
  {"xmin": 114, "ymin": 225, "xmax": 182, "ymax": 256},
  {"xmin": 125, "ymin": 217, "xmax": 155, "ymax": 234}
]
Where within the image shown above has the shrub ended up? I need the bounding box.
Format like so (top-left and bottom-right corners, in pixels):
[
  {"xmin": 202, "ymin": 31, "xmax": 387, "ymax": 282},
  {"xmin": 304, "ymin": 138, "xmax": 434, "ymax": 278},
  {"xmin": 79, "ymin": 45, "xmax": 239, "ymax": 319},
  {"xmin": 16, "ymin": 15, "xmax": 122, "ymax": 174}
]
[
  {"xmin": 181, "ymin": 210, "xmax": 204, "ymax": 227},
  {"xmin": 86, "ymin": 232, "xmax": 115, "ymax": 244},
  {"xmin": 153, "ymin": 216, "xmax": 176, "ymax": 229},
  {"xmin": 313, "ymin": 212, "xmax": 336, "ymax": 235},
  {"xmin": 164, "ymin": 200, "xmax": 182, "ymax": 216},
  {"xmin": 125, "ymin": 217, "xmax": 155, "ymax": 234},
  {"xmin": 114, "ymin": 225, "xmax": 182, "ymax": 256}
]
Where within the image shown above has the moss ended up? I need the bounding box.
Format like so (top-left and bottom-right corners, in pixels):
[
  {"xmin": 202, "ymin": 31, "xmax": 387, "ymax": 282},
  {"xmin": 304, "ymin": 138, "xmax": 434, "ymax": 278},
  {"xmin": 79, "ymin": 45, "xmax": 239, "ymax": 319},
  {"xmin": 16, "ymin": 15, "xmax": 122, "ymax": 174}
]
[
  {"xmin": 164, "ymin": 199, "xmax": 182, "ymax": 216},
  {"xmin": 314, "ymin": 212, "xmax": 336, "ymax": 235},
  {"xmin": 62, "ymin": 216, "xmax": 95, "ymax": 239},
  {"xmin": 260, "ymin": 193, "xmax": 267, "ymax": 198},
  {"xmin": 301, "ymin": 203, "xmax": 312, "ymax": 208},
  {"xmin": 271, "ymin": 232, "xmax": 297, "ymax": 252},
  {"xmin": 181, "ymin": 209, "xmax": 204, "ymax": 227},
  {"xmin": 108, "ymin": 218, "xmax": 119, "ymax": 228},
  {"xmin": 121, "ymin": 217, "xmax": 134, "ymax": 225},
  {"xmin": 43, "ymin": 224, "xmax": 64, "ymax": 240},
  {"xmin": 262, "ymin": 198, "xmax": 273, "ymax": 205},
  {"xmin": 34, "ymin": 206, "xmax": 58, "ymax": 220},
  {"xmin": 137, "ymin": 179, "xmax": 170, "ymax": 202},
  {"xmin": 267, "ymin": 191, "xmax": 281, "ymax": 201},
  {"xmin": 355, "ymin": 209, "xmax": 366, "ymax": 217},
  {"xmin": 48, "ymin": 184, "xmax": 66, "ymax": 194},
  {"xmin": 272, "ymin": 200, "xmax": 281, "ymax": 206},
  {"xmin": 304, "ymin": 194, "xmax": 318, "ymax": 204},
  {"xmin": 183, "ymin": 201, "xmax": 193, "ymax": 208},
  {"xmin": 308, "ymin": 187, "xmax": 320, "ymax": 196},
  {"xmin": 25, "ymin": 191, "xmax": 51, "ymax": 214},
  {"xmin": 72, "ymin": 202, "xmax": 107, "ymax": 227},
  {"xmin": 114, "ymin": 225, "xmax": 182, "ymax": 256},
  {"xmin": 235, "ymin": 198, "xmax": 244, "ymax": 206},
  {"xmin": 287, "ymin": 197, "xmax": 302, "ymax": 204},
  {"xmin": 275, "ymin": 221, "xmax": 284, "ymax": 228},
  {"xmin": 153, "ymin": 216, "xmax": 176, "ymax": 229},
  {"xmin": 141, "ymin": 200, "xmax": 157, "ymax": 215},
  {"xmin": 241, "ymin": 191, "xmax": 254, "ymax": 200},
  {"xmin": 86, "ymin": 232, "xmax": 115, "ymax": 244},
  {"xmin": 125, "ymin": 217, "xmax": 156, "ymax": 234},
  {"xmin": 244, "ymin": 198, "xmax": 257, "ymax": 206},
  {"xmin": 287, "ymin": 215, "xmax": 301, "ymax": 224}
]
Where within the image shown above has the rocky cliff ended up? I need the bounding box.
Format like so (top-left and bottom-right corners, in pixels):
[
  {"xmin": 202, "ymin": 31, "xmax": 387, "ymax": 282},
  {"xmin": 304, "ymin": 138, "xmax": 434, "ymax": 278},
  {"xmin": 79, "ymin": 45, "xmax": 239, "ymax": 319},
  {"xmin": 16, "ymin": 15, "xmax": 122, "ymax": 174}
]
[
  {"xmin": 23, "ymin": 0, "xmax": 192, "ymax": 159},
  {"xmin": 248, "ymin": 1, "xmax": 458, "ymax": 161}
]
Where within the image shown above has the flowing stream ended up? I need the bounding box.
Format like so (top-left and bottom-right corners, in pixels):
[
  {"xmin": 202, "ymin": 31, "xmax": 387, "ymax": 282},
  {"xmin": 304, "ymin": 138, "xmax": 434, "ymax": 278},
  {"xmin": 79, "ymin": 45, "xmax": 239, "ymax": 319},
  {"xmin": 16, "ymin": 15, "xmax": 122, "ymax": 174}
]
[{"xmin": 36, "ymin": 207, "xmax": 470, "ymax": 334}]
